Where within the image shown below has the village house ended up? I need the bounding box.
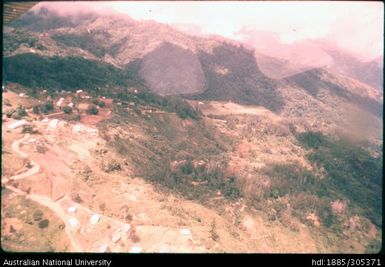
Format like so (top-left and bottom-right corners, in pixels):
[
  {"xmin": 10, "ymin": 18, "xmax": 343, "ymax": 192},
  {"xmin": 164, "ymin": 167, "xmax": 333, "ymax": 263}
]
[{"xmin": 56, "ymin": 97, "xmax": 65, "ymax": 109}]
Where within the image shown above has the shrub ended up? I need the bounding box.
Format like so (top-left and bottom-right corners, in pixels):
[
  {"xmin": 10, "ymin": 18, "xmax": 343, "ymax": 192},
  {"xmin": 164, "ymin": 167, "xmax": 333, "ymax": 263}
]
[
  {"xmin": 6, "ymin": 109, "xmax": 14, "ymax": 118},
  {"xmin": 22, "ymin": 125, "xmax": 37, "ymax": 134},
  {"xmin": 70, "ymin": 193, "xmax": 83, "ymax": 203},
  {"xmin": 210, "ymin": 219, "xmax": 219, "ymax": 241},
  {"xmin": 33, "ymin": 210, "xmax": 43, "ymax": 221},
  {"xmin": 11, "ymin": 113, "xmax": 21, "ymax": 120},
  {"xmin": 36, "ymin": 144, "xmax": 48, "ymax": 154},
  {"xmin": 99, "ymin": 203, "xmax": 106, "ymax": 213},
  {"xmin": 38, "ymin": 219, "xmax": 49, "ymax": 229},
  {"xmin": 4, "ymin": 99, "xmax": 11, "ymax": 106},
  {"xmin": 103, "ymin": 160, "xmax": 121, "ymax": 172},
  {"xmin": 271, "ymin": 189, "xmax": 280, "ymax": 199},
  {"xmin": 129, "ymin": 229, "xmax": 140, "ymax": 243},
  {"xmin": 82, "ymin": 165, "xmax": 92, "ymax": 181}
]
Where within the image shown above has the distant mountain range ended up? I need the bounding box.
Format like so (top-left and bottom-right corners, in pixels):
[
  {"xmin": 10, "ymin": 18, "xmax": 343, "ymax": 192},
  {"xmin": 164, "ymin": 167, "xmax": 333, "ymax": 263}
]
[
  {"xmin": 4, "ymin": 7, "xmax": 382, "ymax": 121},
  {"xmin": 239, "ymin": 29, "xmax": 383, "ymax": 91}
]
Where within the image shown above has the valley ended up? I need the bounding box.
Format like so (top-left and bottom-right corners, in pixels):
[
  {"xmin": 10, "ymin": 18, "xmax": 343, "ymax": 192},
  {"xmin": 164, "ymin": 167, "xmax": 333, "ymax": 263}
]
[{"xmin": 1, "ymin": 4, "xmax": 383, "ymax": 254}]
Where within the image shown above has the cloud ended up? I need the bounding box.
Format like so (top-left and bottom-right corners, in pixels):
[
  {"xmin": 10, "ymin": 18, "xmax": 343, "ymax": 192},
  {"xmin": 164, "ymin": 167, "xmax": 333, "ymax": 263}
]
[
  {"xmin": 33, "ymin": 1, "xmax": 384, "ymax": 60},
  {"xmin": 31, "ymin": 1, "xmax": 114, "ymax": 15}
]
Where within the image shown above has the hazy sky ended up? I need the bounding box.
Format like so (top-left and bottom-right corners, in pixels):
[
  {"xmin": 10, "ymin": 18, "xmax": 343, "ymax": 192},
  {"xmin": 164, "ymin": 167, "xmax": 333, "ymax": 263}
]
[{"xmin": 34, "ymin": 1, "xmax": 383, "ymax": 60}]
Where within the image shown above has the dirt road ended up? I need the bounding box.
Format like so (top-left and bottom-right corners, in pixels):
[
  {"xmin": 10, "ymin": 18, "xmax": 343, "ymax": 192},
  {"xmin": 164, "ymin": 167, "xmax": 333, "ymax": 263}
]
[
  {"xmin": 4, "ymin": 134, "xmax": 200, "ymax": 253},
  {"xmin": 9, "ymin": 133, "xmax": 40, "ymax": 180},
  {"xmin": 4, "ymin": 134, "xmax": 134, "ymax": 252},
  {"xmin": 3, "ymin": 184, "xmax": 82, "ymax": 252}
]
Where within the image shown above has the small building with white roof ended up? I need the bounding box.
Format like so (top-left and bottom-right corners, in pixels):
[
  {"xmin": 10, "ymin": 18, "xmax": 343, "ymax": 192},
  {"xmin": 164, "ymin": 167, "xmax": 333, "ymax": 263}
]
[
  {"xmin": 89, "ymin": 214, "xmax": 100, "ymax": 225},
  {"xmin": 99, "ymin": 244, "xmax": 110, "ymax": 253},
  {"xmin": 56, "ymin": 97, "xmax": 64, "ymax": 107},
  {"xmin": 130, "ymin": 246, "xmax": 142, "ymax": 253},
  {"xmin": 67, "ymin": 206, "xmax": 77, "ymax": 213},
  {"xmin": 48, "ymin": 119, "xmax": 59, "ymax": 129},
  {"xmin": 68, "ymin": 218, "xmax": 79, "ymax": 227}
]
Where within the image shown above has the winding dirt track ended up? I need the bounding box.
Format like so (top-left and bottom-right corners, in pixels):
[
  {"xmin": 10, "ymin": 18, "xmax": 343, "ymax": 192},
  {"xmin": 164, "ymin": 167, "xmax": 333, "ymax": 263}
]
[
  {"xmin": 9, "ymin": 134, "xmax": 40, "ymax": 180},
  {"xmin": 3, "ymin": 133, "xmax": 200, "ymax": 253},
  {"xmin": 3, "ymin": 133, "xmax": 82, "ymax": 251}
]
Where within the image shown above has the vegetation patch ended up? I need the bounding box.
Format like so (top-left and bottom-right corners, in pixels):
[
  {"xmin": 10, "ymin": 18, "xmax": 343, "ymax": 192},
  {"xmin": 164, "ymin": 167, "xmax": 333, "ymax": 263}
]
[
  {"xmin": 1, "ymin": 191, "xmax": 70, "ymax": 252},
  {"xmin": 296, "ymin": 131, "xmax": 382, "ymax": 227},
  {"xmin": 3, "ymin": 53, "xmax": 128, "ymax": 91},
  {"xmin": 52, "ymin": 33, "xmax": 107, "ymax": 57},
  {"xmin": 106, "ymin": 110, "xmax": 238, "ymax": 202}
]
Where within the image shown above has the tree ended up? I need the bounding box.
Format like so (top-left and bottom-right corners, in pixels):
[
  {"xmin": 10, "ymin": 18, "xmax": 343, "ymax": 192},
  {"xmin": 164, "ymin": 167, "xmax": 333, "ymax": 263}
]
[
  {"xmin": 32, "ymin": 106, "xmax": 40, "ymax": 114},
  {"xmin": 86, "ymin": 104, "xmax": 98, "ymax": 115},
  {"xmin": 98, "ymin": 101, "xmax": 106, "ymax": 108},
  {"xmin": 63, "ymin": 106, "xmax": 72, "ymax": 114},
  {"xmin": 17, "ymin": 105, "xmax": 27, "ymax": 117},
  {"xmin": 92, "ymin": 98, "xmax": 99, "ymax": 105},
  {"xmin": 44, "ymin": 101, "xmax": 54, "ymax": 112}
]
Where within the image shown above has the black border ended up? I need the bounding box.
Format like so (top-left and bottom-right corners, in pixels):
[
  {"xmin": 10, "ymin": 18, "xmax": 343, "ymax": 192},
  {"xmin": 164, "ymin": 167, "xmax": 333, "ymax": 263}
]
[{"xmin": 1, "ymin": 1, "xmax": 384, "ymax": 266}]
